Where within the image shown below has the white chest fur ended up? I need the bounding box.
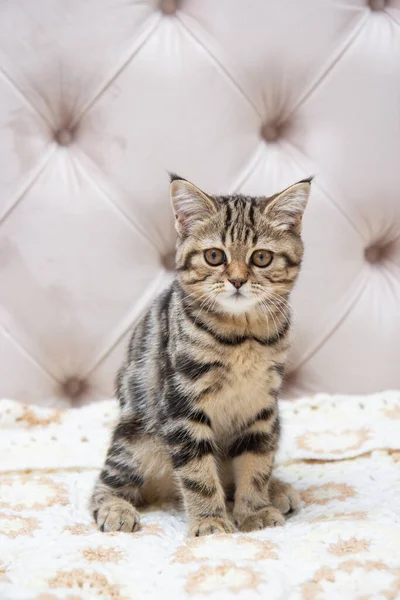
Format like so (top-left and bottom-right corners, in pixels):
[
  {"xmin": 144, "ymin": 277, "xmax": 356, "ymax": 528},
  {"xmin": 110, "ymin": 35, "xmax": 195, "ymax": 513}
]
[{"xmin": 204, "ymin": 341, "xmax": 286, "ymax": 443}]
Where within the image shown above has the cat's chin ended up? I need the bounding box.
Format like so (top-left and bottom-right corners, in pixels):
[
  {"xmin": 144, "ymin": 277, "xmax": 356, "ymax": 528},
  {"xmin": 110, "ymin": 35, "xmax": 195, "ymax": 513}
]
[{"xmin": 216, "ymin": 293, "xmax": 259, "ymax": 315}]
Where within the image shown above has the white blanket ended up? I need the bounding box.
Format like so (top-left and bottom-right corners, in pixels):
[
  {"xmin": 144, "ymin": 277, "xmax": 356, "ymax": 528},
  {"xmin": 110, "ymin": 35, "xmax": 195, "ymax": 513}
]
[{"xmin": 0, "ymin": 392, "xmax": 399, "ymax": 599}]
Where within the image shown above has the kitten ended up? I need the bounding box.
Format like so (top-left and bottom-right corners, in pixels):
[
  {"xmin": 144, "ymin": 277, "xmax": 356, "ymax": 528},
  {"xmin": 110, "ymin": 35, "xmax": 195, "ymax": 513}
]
[{"xmin": 91, "ymin": 174, "xmax": 311, "ymax": 536}]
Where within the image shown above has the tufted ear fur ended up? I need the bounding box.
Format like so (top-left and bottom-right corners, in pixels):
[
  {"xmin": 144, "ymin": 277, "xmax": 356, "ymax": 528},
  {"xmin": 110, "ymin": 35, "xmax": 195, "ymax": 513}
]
[
  {"xmin": 169, "ymin": 173, "xmax": 217, "ymax": 237},
  {"xmin": 262, "ymin": 177, "xmax": 313, "ymax": 234}
]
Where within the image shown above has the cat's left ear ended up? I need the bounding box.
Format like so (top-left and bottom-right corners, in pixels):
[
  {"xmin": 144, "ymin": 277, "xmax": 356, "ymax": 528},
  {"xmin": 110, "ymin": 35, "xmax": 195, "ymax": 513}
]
[
  {"xmin": 262, "ymin": 177, "xmax": 313, "ymax": 234},
  {"xmin": 169, "ymin": 173, "xmax": 217, "ymax": 237}
]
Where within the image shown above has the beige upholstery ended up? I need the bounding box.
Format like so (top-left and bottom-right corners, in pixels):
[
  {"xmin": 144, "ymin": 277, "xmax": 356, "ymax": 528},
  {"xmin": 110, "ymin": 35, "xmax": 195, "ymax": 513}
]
[{"xmin": 0, "ymin": 0, "xmax": 399, "ymax": 406}]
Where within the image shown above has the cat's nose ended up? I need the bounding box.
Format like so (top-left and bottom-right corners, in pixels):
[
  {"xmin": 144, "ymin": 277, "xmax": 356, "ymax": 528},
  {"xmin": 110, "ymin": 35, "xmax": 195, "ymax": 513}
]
[{"xmin": 229, "ymin": 278, "xmax": 247, "ymax": 289}]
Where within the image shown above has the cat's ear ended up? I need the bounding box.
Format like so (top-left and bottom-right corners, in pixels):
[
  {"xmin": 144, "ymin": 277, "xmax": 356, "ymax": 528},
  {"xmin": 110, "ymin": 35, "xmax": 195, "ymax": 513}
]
[
  {"xmin": 262, "ymin": 177, "xmax": 313, "ymax": 234},
  {"xmin": 169, "ymin": 173, "xmax": 217, "ymax": 236}
]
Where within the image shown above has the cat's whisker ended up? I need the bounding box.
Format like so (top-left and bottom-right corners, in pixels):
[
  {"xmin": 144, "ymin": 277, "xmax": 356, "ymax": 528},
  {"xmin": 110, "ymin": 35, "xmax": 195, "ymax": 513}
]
[
  {"xmin": 252, "ymin": 292, "xmax": 279, "ymax": 338},
  {"xmin": 262, "ymin": 301, "xmax": 281, "ymax": 339},
  {"xmin": 183, "ymin": 290, "xmax": 215, "ymax": 309},
  {"xmin": 251, "ymin": 288, "xmax": 289, "ymax": 321},
  {"xmin": 252, "ymin": 286, "xmax": 290, "ymax": 324},
  {"xmin": 193, "ymin": 290, "xmax": 220, "ymax": 324},
  {"xmin": 265, "ymin": 296, "xmax": 290, "ymax": 326},
  {"xmin": 257, "ymin": 294, "xmax": 287, "ymax": 340},
  {"xmin": 267, "ymin": 291, "xmax": 290, "ymax": 308},
  {"xmin": 258, "ymin": 301, "xmax": 277, "ymax": 338},
  {"xmin": 267, "ymin": 299, "xmax": 291, "ymax": 326}
]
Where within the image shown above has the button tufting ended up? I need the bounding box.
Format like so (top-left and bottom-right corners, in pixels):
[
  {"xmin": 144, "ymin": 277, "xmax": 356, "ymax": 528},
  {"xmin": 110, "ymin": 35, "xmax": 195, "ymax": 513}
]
[
  {"xmin": 162, "ymin": 252, "xmax": 175, "ymax": 271},
  {"xmin": 161, "ymin": 0, "xmax": 178, "ymax": 15},
  {"xmin": 365, "ymin": 245, "xmax": 384, "ymax": 264},
  {"xmin": 369, "ymin": 0, "xmax": 385, "ymax": 10},
  {"xmin": 62, "ymin": 377, "xmax": 86, "ymax": 399},
  {"xmin": 261, "ymin": 122, "xmax": 279, "ymax": 143},
  {"xmin": 55, "ymin": 129, "xmax": 73, "ymax": 146}
]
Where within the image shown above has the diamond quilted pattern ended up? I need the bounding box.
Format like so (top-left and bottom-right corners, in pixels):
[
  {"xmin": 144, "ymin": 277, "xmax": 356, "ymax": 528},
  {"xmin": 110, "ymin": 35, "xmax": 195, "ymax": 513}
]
[
  {"xmin": 291, "ymin": 265, "xmax": 400, "ymax": 395},
  {"xmin": 78, "ymin": 15, "xmax": 260, "ymax": 252},
  {"xmin": 290, "ymin": 8, "xmax": 400, "ymax": 241},
  {"xmin": 0, "ymin": 0, "xmax": 399, "ymax": 404},
  {"xmin": 0, "ymin": 324, "xmax": 57, "ymax": 405},
  {"xmin": 0, "ymin": 150, "xmax": 160, "ymax": 397},
  {"xmin": 181, "ymin": 0, "xmax": 369, "ymax": 118},
  {"xmin": 0, "ymin": 0, "xmax": 160, "ymax": 128},
  {"xmin": 0, "ymin": 76, "xmax": 50, "ymax": 219}
]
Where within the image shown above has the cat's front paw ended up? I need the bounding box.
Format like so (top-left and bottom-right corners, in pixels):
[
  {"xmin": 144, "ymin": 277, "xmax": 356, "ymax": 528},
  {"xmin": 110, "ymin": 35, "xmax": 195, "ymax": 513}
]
[
  {"xmin": 237, "ymin": 506, "xmax": 285, "ymax": 532},
  {"xmin": 95, "ymin": 500, "xmax": 140, "ymax": 533},
  {"xmin": 189, "ymin": 516, "xmax": 235, "ymax": 537},
  {"xmin": 269, "ymin": 477, "xmax": 300, "ymax": 515}
]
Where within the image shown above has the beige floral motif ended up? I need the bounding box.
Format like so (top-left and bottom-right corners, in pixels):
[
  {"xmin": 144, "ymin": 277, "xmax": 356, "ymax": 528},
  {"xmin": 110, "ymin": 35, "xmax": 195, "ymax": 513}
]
[
  {"xmin": 37, "ymin": 596, "xmax": 82, "ymax": 600},
  {"xmin": 339, "ymin": 559, "xmax": 386, "ymax": 574},
  {"xmin": 15, "ymin": 405, "xmax": 61, "ymax": 428},
  {"xmin": 302, "ymin": 567, "xmax": 335, "ymax": 600},
  {"xmin": 297, "ymin": 428, "xmax": 371, "ymax": 455},
  {"xmin": 64, "ymin": 523, "xmax": 95, "ymax": 535},
  {"xmin": 385, "ymin": 406, "xmax": 400, "ymax": 419},
  {"xmin": 66, "ymin": 522, "xmax": 163, "ymax": 538},
  {"xmin": 301, "ymin": 561, "xmax": 400, "ymax": 600},
  {"xmin": 173, "ymin": 534, "xmax": 277, "ymax": 564},
  {"xmin": 391, "ymin": 451, "xmax": 400, "ymax": 463},
  {"xmin": 309, "ymin": 511, "xmax": 367, "ymax": 524},
  {"xmin": 329, "ymin": 537, "xmax": 370, "ymax": 555},
  {"xmin": 135, "ymin": 523, "xmax": 164, "ymax": 537},
  {"xmin": 302, "ymin": 483, "xmax": 356, "ymax": 507},
  {"xmin": 0, "ymin": 561, "xmax": 10, "ymax": 582},
  {"xmin": 36, "ymin": 596, "xmax": 82, "ymax": 600},
  {"xmin": 0, "ymin": 513, "xmax": 39, "ymax": 539},
  {"xmin": 48, "ymin": 569, "xmax": 121, "ymax": 599},
  {"xmin": 0, "ymin": 474, "xmax": 68, "ymax": 510},
  {"xmin": 186, "ymin": 563, "xmax": 262, "ymax": 595},
  {"xmin": 103, "ymin": 523, "xmax": 164, "ymax": 537},
  {"xmin": 83, "ymin": 546, "xmax": 125, "ymax": 563}
]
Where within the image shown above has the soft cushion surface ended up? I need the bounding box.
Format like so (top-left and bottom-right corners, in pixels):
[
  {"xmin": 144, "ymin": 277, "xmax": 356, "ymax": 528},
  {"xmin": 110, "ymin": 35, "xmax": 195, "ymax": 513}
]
[{"xmin": 0, "ymin": 391, "xmax": 399, "ymax": 598}]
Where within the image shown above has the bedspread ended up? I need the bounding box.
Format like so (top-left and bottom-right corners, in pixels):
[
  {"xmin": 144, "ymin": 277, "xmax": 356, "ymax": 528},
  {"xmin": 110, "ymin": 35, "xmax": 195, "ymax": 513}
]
[{"xmin": 0, "ymin": 391, "xmax": 399, "ymax": 599}]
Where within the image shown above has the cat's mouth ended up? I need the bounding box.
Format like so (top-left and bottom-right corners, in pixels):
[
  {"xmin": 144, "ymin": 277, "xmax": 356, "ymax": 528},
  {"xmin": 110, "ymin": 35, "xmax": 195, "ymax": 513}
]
[
  {"xmin": 227, "ymin": 287, "xmax": 253, "ymax": 302},
  {"xmin": 215, "ymin": 289, "xmax": 259, "ymax": 315}
]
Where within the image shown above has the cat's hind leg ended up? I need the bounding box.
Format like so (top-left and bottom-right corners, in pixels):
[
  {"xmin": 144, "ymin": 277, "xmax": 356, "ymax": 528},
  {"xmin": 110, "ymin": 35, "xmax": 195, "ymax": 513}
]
[{"xmin": 90, "ymin": 420, "xmax": 173, "ymax": 533}]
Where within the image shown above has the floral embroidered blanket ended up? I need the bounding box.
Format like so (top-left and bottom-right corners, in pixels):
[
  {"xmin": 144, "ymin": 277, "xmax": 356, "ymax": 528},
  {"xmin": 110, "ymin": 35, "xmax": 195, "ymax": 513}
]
[{"xmin": 0, "ymin": 391, "xmax": 399, "ymax": 599}]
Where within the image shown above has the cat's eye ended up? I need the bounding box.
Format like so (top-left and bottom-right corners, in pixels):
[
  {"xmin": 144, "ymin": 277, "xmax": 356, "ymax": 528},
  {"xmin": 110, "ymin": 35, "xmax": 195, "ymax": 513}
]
[
  {"xmin": 204, "ymin": 248, "xmax": 226, "ymax": 266},
  {"xmin": 251, "ymin": 249, "xmax": 273, "ymax": 268}
]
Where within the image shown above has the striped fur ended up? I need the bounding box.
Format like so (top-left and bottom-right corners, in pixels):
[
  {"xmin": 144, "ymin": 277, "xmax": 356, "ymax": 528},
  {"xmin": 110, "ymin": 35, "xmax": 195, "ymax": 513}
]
[{"xmin": 90, "ymin": 175, "xmax": 311, "ymax": 536}]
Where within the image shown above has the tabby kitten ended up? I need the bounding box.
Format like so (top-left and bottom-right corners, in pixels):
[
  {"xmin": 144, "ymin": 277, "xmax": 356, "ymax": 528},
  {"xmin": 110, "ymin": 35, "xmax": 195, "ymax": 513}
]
[{"xmin": 91, "ymin": 174, "xmax": 312, "ymax": 536}]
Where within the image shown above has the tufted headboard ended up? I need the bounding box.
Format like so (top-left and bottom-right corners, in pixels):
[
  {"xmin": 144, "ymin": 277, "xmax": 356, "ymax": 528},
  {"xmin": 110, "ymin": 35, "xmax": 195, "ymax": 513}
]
[{"xmin": 1, "ymin": 0, "xmax": 399, "ymax": 406}]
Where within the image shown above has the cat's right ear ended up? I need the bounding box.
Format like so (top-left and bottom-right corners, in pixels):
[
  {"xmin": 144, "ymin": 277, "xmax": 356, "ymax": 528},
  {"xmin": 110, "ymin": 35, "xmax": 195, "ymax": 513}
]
[
  {"xmin": 169, "ymin": 174, "xmax": 217, "ymax": 237},
  {"xmin": 261, "ymin": 177, "xmax": 313, "ymax": 234}
]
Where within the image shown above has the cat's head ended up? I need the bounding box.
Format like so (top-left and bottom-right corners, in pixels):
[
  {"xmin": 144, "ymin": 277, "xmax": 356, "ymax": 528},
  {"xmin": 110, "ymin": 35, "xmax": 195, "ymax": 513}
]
[{"xmin": 170, "ymin": 174, "xmax": 312, "ymax": 315}]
